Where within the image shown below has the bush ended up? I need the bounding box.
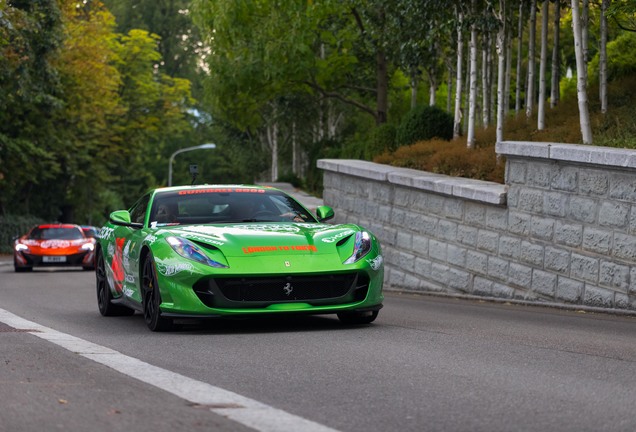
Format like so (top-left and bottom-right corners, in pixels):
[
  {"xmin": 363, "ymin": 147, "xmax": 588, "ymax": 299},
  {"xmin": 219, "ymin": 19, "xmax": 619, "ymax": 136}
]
[
  {"xmin": 375, "ymin": 138, "xmax": 504, "ymax": 183},
  {"xmin": 365, "ymin": 123, "xmax": 397, "ymax": 160},
  {"xmin": 588, "ymin": 32, "xmax": 636, "ymax": 83},
  {"xmin": 276, "ymin": 172, "xmax": 302, "ymax": 188},
  {"xmin": 0, "ymin": 215, "xmax": 46, "ymax": 254},
  {"xmin": 396, "ymin": 105, "xmax": 454, "ymax": 146}
]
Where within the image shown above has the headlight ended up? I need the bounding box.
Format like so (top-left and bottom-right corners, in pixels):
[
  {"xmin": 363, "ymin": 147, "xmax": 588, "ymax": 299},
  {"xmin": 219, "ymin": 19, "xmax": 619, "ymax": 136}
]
[
  {"xmin": 344, "ymin": 231, "xmax": 372, "ymax": 264},
  {"xmin": 15, "ymin": 243, "xmax": 29, "ymax": 252},
  {"xmin": 166, "ymin": 236, "xmax": 228, "ymax": 268},
  {"xmin": 81, "ymin": 243, "xmax": 95, "ymax": 251}
]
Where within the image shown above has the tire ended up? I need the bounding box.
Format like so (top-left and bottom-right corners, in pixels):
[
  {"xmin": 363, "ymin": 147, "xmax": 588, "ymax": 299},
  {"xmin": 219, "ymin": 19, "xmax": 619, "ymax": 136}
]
[
  {"xmin": 96, "ymin": 248, "xmax": 134, "ymax": 317},
  {"xmin": 14, "ymin": 258, "xmax": 32, "ymax": 272},
  {"xmin": 14, "ymin": 266, "xmax": 32, "ymax": 272},
  {"xmin": 142, "ymin": 253, "xmax": 173, "ymax": 332},
  {"xmin": 337, "ymin": 310, "xmax": 379, "ymax": 325}
]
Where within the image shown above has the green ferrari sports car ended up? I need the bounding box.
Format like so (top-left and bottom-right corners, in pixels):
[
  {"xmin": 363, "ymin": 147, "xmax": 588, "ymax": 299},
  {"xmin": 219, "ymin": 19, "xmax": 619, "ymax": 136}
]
[{"xmin": 95, "ymin": 185, "xmax": 384, "ymax": 331}]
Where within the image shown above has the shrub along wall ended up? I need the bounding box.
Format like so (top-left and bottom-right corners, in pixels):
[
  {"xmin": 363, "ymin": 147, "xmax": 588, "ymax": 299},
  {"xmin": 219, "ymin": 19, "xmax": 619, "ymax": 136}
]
[
  {"xmin": 0, "ymin": 215, "xmax": 46, "ymax": 255},
  {"xmin": 318, "ymin": 141, "xmax": 636, "ymax": 311}
]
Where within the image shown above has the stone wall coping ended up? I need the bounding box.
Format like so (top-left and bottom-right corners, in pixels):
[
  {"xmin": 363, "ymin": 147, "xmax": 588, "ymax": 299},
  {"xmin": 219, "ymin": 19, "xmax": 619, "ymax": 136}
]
[
  {"xmin": 317, "ymin": 159, "xmax": 507, "ymax": 205},
  {"xmin": 497, "ymin": 140, "xmax": 636, "ymax": 168}
]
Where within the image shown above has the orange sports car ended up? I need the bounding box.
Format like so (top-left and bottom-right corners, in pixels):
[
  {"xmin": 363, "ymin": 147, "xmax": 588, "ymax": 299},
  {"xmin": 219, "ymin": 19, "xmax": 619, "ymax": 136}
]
[{"xmin": 13, "ymin": 223, "xmax": 96, "ymax": 272}]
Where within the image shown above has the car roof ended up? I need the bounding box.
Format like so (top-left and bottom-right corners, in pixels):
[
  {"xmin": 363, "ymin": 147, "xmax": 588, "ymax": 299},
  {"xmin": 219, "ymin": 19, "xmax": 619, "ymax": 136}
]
[
  {"xmin": 153, "ymin": 184, "xmax": 280, "ymax": 194},
  {"xmin": 37, "ymin": 223, "xmax": 82, "ymax": 229}
]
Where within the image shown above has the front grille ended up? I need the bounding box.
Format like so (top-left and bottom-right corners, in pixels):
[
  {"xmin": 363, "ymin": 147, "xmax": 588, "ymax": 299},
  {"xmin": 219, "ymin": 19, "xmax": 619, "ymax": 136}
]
[
  {"xmin": 22, "ymin": 252, "xmax": 87, "ymax": 266},
  {"xmin": 193, "ymin": 273, "xmax": 369, "ymax": 308}
]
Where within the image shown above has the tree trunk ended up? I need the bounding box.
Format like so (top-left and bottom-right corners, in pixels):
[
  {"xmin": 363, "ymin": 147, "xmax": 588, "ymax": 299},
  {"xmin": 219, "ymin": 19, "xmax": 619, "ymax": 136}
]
[
  {"xmin": 538, "ymin": 0, "xmax": 548, "ymax": 130},
  {"xmin": 447, "ymin": 61, "xmax": 453, "ymax": 113},
  {"xmin": 327, "ymin": 101, "xmax": 341, "ymax": 139},
  {"xmin": 496, "ymin": 0, "xmax": 507, "ymax": 144},
  {"xmin": 505, "ymin": 21, "xmax": 512, "ymax": 116},
  {"xmin": 550, "ymin": 0, "xmax": 561, "ymax": 107},
  {"xmin": 376, "ymin": 48, "xmax": 388, "ymax": 124},
  {"xmin": 464, "ymin": 32, "xmax": 471, "ymax": 135},
  {"xmin": 467, "ymin": 0, "xmax": 478, "ymax": 149},
  {"xmin": 292, "ymin": 120, "xmax": 298, "ymax": 176},
  {"xmin": 571, "ymin": 0, "xmax": 593, "ymax": 144},
  {"xmin": 515, "ymin": 0, "xmax": 524, "ymax": 114},
  {"xmin": 526, "ymin": 0, "xmax": 537, "ymax": 119},
  {"xmin": 453, "ymin": 11, "xmax": 464, "ymax": 139},
  {"xmin": 266, "ymin": 120, "xmax": 279, "ymax": 182},
  {"xmin": 582, "ymin": 0, "xmax": 589, "ymax": 80},
  {"xmin": 411, "ymin": 72, "xmax": 418, "ymax": 109},
  {"xmin": 427, "ymin": 70, "xmax": 437, "ymax": 106},
  {"xmin": 600, "ymin": 0, "xmax": 609, "ymax": 114},
  {"xmin": 482, "ymin": 33, "xmax": 490, "ymax": 127}
]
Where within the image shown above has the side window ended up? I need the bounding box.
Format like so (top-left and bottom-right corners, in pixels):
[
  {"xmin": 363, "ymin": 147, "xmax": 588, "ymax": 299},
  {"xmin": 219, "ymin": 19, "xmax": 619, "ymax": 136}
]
[{"xmin": 129, "ymin": 194, "xmax": 151, "ymax": 225}]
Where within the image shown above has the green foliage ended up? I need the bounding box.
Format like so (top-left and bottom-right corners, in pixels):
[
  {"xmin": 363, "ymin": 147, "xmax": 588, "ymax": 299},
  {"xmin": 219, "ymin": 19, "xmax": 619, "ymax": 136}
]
[
  {"xmin": 588, "ymin": 32, "xmax": 636, "ymax": 83},
  {"xmin": 396, "ymin": 105, "xmax": 453, "ymax": 146},
  {"xmin": 277, "ymin": 172, "xmax": 302, "ymax": 188},
  {"xmin": 365, "ymin": 123, "xmax": 397, "ymax": 160},
  {"xmin": 0, "ymin": 1, "xmax": 198, "ymax": 223},
  {"xmin": 0, "ymin": 215, "xmax": 46, "ymax": 254},
  {"xmin": 303, "ymin": 138, "xmax": 342, "ymax": 197},
  {"xmin": 0, "ymin": 0, "xmax": 64, "ymax": 218}
]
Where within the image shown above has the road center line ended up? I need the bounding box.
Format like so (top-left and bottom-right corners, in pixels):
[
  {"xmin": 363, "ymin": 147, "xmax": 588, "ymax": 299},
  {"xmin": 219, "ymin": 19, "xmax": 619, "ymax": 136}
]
[{"xmin": 0, "ymin": 307, "xmax": 340, "ymax": 432}]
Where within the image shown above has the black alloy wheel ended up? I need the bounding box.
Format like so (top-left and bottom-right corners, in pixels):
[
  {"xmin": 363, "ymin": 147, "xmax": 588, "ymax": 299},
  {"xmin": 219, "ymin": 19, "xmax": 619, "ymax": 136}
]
[{"xmin": 142, "ymin": 253, "xmax": 173, "ymax": 332}]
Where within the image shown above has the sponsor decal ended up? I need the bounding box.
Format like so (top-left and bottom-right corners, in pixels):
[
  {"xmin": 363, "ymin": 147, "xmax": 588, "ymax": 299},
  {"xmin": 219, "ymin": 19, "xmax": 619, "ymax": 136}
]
[
  {"xmin": 99, "ymin": 227, "xmax": 115, "ymax": 240},
  {"xmin": 111, "ymin": 238, "xmax": 126, "ymax": 294},
  {"xmin": 180, "ymin": 232, "xmax": 225, "ymax": 247},
  {"xmin": 122, "ymin": 240, "xmax": 131, "ymax": 270},
  {"xmin": 155, "ymin": 260, "xmax": 195, "ymax": 276},
  {"xmin": 321, "ymin": 229, "xmax": 356, "ymax": 243},
  {"xmin": 234, "ymin": 224, "xmax": 300, "ymax": 233},
  {"xmin": 367, "ymin": 255, "xmax": 383, "ymax": 271},
  {"xmin": 123, "ymin": 287, "xmax": 134, "ymax": 297},
  {"xmin": 294, "ymin": 223, "xmax": 331, "ymax": 231},
  {"xmin": 144, "ymin": 234, "xmax": 158, "ymax": 245},
  {"xmin": 177, "ymin": 188, "xmax": 265, "ymax": 195},
  {"xmin": 125, "ymin": 274, "xmax": 135, "ymax": 284},
  {"xmin": 107, "ymin": 243, "xmax": 115, "ymax": 257},
  {"xmin": 242, "ymin": 245, "xmax": 317, "ymax": 254},
  {"xmin": 40, "ymin": 240, "xmax": 71, "ymax": 249}
]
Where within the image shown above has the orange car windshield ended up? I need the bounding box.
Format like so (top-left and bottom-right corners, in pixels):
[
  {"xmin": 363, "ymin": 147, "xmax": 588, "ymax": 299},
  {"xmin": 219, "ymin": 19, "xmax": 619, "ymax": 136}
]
[{"xmin": 29, "ymin": 227, "xmax": 84, "ymax": 240}]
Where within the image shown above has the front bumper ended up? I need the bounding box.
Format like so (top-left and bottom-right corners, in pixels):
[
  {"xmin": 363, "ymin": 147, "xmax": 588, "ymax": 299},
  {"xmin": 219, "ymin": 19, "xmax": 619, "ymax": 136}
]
[{"xmin": 15, "ymin": 251, "xmax": 94, "ymax": 268}]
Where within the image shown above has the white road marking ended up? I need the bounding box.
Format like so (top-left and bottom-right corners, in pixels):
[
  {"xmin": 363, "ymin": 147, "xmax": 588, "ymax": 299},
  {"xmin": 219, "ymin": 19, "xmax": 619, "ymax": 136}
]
[{"xmin": 0, "ymin": 307, "xmax": 340, "ymax": 432}]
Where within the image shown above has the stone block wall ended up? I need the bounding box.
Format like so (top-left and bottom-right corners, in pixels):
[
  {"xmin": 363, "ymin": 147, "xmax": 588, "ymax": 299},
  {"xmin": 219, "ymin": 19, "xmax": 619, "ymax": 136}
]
[{"xmin": 317, "ymin": 141, "xmax": 636, "ymax": 311}]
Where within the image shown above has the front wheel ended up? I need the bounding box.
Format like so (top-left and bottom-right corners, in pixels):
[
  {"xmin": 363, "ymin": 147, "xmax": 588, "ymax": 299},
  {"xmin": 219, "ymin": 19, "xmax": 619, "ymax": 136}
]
[
  {"xmin": 96, "ymin": 248, "xmax": 134, "ymax": 317},
  {"xmin": 337, "ymin": 310, "xmax": 379, "ymax": 325},
  {"xmin": 142, "ymin": 253, "xmax": 173, "ymax": 332}
]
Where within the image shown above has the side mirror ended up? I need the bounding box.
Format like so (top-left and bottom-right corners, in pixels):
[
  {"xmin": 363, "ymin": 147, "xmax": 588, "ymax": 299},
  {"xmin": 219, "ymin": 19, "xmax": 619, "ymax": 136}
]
[
  {"xmin": 109, "ymin": 210, "xmax": 143, "ymax": 228},
  {"xmin": 316, "ymin": 205, "xmax": 335, "ymax": 222}
]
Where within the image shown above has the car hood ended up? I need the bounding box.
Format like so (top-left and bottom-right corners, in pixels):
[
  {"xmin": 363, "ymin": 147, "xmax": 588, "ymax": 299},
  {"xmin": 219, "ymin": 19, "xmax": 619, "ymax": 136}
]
[{"xmin": 154, "ymin": 223, "xmax": 360, "ymax": 257}]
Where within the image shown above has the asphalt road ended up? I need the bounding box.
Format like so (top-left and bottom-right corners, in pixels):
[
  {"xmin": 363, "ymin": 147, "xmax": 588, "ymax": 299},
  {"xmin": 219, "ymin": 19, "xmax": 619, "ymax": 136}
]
[{"xmin": 2, "ymin": 263, "xmax": 636, "ymax": 432}]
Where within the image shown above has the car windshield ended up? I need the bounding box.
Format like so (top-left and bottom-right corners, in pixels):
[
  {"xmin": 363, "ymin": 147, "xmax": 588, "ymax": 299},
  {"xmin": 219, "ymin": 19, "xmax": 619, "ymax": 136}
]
[
  {"xmin": 29, "ymin": 227, "xmax": 84, "ymax": 240},
  {"xmin": 149, "ymin": 188, "xmax": 317, "ymax": 226},
  {"xmin": 82, "ymin": 227, "xmax": 98, "ymax": 238}
]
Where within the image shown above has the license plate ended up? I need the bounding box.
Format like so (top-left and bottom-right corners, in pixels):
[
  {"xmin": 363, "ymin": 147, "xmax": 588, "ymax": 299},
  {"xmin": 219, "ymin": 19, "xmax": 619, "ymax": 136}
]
[{"xmin": 43, "ymin": 256, "xmax": 66, "ymax": 263}]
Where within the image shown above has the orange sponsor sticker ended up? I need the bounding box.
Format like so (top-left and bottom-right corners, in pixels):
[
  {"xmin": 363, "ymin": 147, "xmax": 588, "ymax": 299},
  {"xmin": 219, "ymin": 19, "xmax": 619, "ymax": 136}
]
[{"xmin": 242, "ymin": 245, "xmax": 317, "ymax": 254}]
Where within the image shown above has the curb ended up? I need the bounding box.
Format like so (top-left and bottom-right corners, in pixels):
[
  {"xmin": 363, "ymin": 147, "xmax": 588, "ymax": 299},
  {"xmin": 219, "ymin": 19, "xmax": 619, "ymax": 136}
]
[{"xmin": 389, "ymin": 289, "xmax": 636, "ymax": 318}]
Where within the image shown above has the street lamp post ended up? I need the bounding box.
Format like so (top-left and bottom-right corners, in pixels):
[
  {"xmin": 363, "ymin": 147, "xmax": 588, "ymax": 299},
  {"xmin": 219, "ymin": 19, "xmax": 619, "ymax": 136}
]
[{"xmin": 168, "ymin": 143, "xmax": 216, "ymax": 186}]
